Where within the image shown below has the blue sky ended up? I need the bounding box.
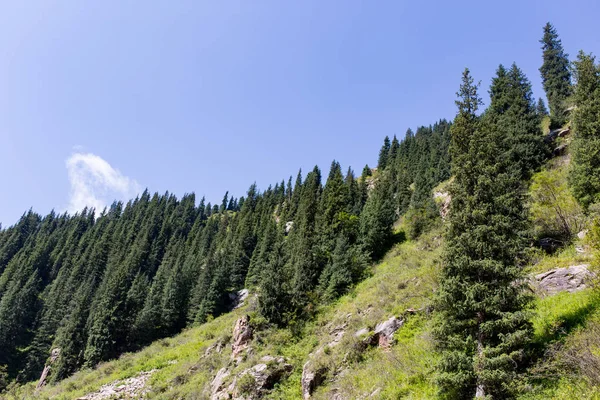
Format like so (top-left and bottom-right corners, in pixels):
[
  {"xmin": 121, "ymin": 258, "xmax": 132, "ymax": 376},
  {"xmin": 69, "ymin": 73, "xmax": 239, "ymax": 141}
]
[{"xmin": 1, "ymin": 1, "xmax": 599, "ymax": 226}]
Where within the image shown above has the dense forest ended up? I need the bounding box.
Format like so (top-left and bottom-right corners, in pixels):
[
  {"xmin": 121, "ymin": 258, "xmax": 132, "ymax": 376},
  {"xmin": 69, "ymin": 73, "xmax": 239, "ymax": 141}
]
[{"xmin": 2, "ymin": 22, "xmax": 600, "ymax": 399}]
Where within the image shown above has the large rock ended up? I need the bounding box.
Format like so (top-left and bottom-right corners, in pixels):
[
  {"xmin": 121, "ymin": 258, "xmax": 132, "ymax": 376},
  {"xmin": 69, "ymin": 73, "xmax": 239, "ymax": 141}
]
[
  {"xmin": 364, "ymin": 316, "xmax": 404, "ymax": 348},
  {"xmin": 301, "ymin": 361, "xmax": 327, "ymax": 399},
  {"xmin": 210, "ymin": 368, "xmax": 232, "ymax": 400},
  {"xmin": 433, "ymin": 191, "xmax": 451, "ymax": 219},
  {"xmin": 534, "ymin": 264, "xmax": 594, "ymax": 295},
  {"xmin": 232, "ymin": 315, "xmax": 253, "ymax": 361},
  {"xmin": 36, "ymin": 348, "xmax": 61, "ymax": 389},
  {"xmin": 229, "ymin": 289, "xmax": 250, "ymax": 310}
]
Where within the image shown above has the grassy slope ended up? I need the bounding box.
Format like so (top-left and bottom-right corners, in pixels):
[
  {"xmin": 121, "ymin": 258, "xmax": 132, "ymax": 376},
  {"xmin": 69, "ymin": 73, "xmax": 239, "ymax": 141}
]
[{"xmin": 7, "ymin": 223, "xmax": 600, "ymax": 399}]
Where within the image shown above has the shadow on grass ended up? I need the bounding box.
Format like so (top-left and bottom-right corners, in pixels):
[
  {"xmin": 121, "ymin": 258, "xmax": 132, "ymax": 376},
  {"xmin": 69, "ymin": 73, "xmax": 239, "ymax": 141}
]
[{"xmin": 530, "ymin": 291, "xmax": 600, "ymax": 361}]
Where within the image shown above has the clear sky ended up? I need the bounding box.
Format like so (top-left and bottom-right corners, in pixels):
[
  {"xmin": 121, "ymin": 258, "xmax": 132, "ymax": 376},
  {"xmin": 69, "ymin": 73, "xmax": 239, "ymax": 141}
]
[{"xmin": 1, "ymin": 1, "xmax": 599, "ymax": 227}]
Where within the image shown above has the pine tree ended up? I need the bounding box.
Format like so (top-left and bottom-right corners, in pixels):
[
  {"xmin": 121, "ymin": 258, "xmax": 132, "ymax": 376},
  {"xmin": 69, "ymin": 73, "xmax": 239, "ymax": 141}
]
[
  {"xmin": 377, "ymin": 136, "xmax": 391, "ymax": 170},
  {"xmin": 435, "ymin": 69, "xmax": 532, "ymax": 399},
  {"xmin": 489, "ymin": 63, "xmax": 548, "ymax": 178},
  {"xmin": 569, "ymin": 52, "xmax": 600, "ymax": 207},
  {"xmin": 536, "ymin": 98, "xmax": 549, "ymax": 117},
  {"xmin": 359, "ymin": 169, "xmax": 395, "ymax": 259},
  {"xmin": 539, "ymin": 22, "xmax": 572, "ymax": 128}
]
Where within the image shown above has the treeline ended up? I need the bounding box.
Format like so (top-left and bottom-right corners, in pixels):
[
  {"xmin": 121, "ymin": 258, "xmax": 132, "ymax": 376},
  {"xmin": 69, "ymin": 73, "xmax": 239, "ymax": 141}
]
[{"xmin": 0, "ymin": 126, "xmax": 450, "ymax": 386}]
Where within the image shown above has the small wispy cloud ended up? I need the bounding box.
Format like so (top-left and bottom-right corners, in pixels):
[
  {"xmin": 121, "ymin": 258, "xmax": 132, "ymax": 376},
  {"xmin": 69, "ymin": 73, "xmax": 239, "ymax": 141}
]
[{"xmin": 66, "ymin": 152, "xmax": 142, "ymax": 214}]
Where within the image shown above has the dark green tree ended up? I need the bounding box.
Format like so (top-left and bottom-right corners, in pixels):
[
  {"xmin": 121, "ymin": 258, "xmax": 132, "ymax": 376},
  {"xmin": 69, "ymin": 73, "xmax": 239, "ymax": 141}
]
[
  {"xmin": 569, "ymin": 52, "xmax": 600, "ymax": 207},
  {"xmin": 435, "ymin": 69, "xmax": 532, "ymax": 399},
  {"xmin": 539, "ymin": 22, "xmax": 572, "ymax": 127}
]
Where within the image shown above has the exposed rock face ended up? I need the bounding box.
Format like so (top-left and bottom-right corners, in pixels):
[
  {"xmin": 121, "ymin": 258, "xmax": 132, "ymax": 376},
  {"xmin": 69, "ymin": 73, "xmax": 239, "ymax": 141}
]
[
  {"xmin": 433, "ymin": 191, "xmax": 451, "ymax": 219},
  {"xmin": 232, "ymin": 315, "xmax": 253, "ymax": 361},
  {"xmin": 77, "ymin": 370, "xmax": 155, "ymax": 400},
  {"xmin": 534, "ymin": 264, "xmax": 594, "ymax": 295},
  {"xmin": 210, "ymin": 367, "xmax": 232, "ymax": 400},
  {"xmin": 301, "ymin": 361, "xmax": 327, "ymax": 399},
  {"xmin": 36, "ymin": 347, "xmax": 61, "ymax": 389},
  {"xmin": 285, "ymin": 221, "xmax": 294, "ymax": 234},
  {"xmin": 558, "ymin": 127, "xmax": 571, "ymax": 137},
  {"xmin": 363, "ymin": 316, "xmax": 404, "ymax": 348},
  {"xmin": 229, "ymin": 289, "xmax": 250, "ymax": 310}
]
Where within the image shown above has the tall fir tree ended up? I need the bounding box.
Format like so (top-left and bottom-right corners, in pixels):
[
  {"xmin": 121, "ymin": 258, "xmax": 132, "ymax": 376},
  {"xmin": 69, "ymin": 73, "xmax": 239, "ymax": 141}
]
[
  {"xmin": 539, "ymin": 22, "xmax": 572, "ymax": 128},
  {"xmin": 569, "ymin": 52, "xmax": 600, "ymax": 208},
  {"xmin": 435, "ymin": 69, "xmax": 532, "ymax": 399}
]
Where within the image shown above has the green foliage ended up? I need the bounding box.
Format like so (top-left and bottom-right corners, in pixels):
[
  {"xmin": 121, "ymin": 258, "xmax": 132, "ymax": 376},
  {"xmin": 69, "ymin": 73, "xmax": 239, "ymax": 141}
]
[
  {"xmin": 530, "ymin": 167, "xmax": 586, "ymax": 239},
  {"xmin": 435, "ymin": 69, "xmax": 532, "ymax": 399},
  {"xmin": 539, "ymin": 23, "xmax": 572, "ymax": 128},
  {"xmin": 569, "ymin": 52, "xmax": 600, "ymax": 208}
]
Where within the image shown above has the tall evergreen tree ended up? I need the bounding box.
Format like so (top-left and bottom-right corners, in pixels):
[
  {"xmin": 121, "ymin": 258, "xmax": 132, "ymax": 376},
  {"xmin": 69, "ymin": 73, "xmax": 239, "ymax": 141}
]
[
  {"xmin": 377, "ymin": 136, "xmax": 391, "ymax": 170},
  {"xmin": 569, "ymin": 52, "xmax": 600, "ymax": 208},
  {"xmin": 435, "ymin": 69, "xmax": 532, "ymax": 399},
  {"xmin": 539, "ymin": 22, "xmax": 572, "ymax": 127}
]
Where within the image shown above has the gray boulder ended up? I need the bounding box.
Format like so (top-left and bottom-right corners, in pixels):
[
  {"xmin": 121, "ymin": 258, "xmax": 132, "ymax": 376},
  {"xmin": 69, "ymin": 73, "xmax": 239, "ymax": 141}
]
[{"xmin": 534, "ymin": 264, "xmax": 594, "ymax": 295}]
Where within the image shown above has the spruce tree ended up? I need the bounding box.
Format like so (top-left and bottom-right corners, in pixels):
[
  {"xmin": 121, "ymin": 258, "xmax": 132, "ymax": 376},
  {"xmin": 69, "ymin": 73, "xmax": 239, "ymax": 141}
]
[
  {"xmin": 536, "ymin": 98, "xmax": 549, "ymax": 117},
  {"xmin": 489, "ymin": 63, "xmax": 547, "ymax": 178},
  {"xmin": 569, "ymin": 52, "xmax": 600, "ymax": 207},
  {"xmin": 539, "ymin": 22, "xmax": 572, "ymax": 127},
  {"xmin": 435, "ymin": 69, "xmax": 532, "ymax": 399},
  {"xmin": 377, "ymin": 136, "xmax": 391, "ymax": 170}
]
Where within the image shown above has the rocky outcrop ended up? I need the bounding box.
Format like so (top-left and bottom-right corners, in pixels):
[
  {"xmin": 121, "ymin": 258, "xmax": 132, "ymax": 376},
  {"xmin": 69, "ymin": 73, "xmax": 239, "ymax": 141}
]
[
  {"xmin": 558, "ymin": 127, "xmax": 571, "ymax": 137},
  {"xmin": 229, "ymin": 289, "xmax": 250, "ymax": 310},
  {"xmin": 36, "ymin": 347, "xmax": 60, "ymax": 389},
  {"xmin": 366, "ymin": 316, "xmax": 404, "ymax": 348},
  {"xmin": 301, "ymin": 361, "xmax": 327, "ymax": 399},
  {"xmin": 534, "ymin": 264, "xmax": 594, "ymax": 295},
  {"xmin": 77, "ymin": 370, "xmax": 155, "ymax": 400},
  {"xmin": 232, "ymin": 315, "xmax": 253, "ymax": 361},
  {"xmin": 211, "ymin": 357, "xmax": 292, "ymax": 400},
  {"xmin": 433, "ymin": 191, "xmax": 451, "ymax": 219},
  {"xmin": 210, "ymin": 367, "xmax": 232, "ymax": 400}
]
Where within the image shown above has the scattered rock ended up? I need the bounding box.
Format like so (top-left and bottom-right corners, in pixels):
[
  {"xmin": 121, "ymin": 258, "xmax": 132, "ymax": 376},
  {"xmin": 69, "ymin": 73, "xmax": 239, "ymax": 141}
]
[
  {"xmin": 553, "ymin": 143, "xmax": 568, "ymax": 157},
  {"xmin": 328, "ymin": 322, "xmax": 347, "ymax": 348},
  {"xmin": 285, "ymin": 221, "xmax": 294, "ymax": 234},
  {"xmin": 576, "ymin": 245, "xmax": 586, "ymax": 254},
  {"xmin": 77, "ymin": 370, "xmax": 155, "ymax": 400},
  {"xmin": 212, "ymin": 357, "xmax": 292, "ymax": 400},
  {"xmin": 363, "ymin": 316, "xmax": 404, "ymax": 348},
  {"xmin": 534, "ymin": 264, "xmax": 594, "ymax": 295},
  {"xmin": 302, "ymin": 361, "xmax": 327, "ymax": 399},
  {"xmin": 229, "ymin": 289, "xmax": 250, "ymax": 310},
  {"xmin": 36, "ymin": 347, "xmax": 61, "ymax": 389},
  {"xmin": 578, "ymin": 230, "xmax": 588, "ymax": 240},
  {"xmin": 204, "ymin": 339, "xmax": 227, "ymax": 357},
  {"xmin": 232, "ymin": 315, "xmax": 253, "ymax": 361}
]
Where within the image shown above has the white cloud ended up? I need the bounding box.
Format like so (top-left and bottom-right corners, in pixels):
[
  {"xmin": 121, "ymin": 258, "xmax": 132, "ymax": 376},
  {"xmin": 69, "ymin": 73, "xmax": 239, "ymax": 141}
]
[{"xmin": 66, "ymin": 152, "xmax": 142, "ymax": 214}]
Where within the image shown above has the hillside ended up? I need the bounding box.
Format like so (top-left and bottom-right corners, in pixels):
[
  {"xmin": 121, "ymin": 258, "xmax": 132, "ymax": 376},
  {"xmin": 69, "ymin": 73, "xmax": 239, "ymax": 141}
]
[
  {"xmin": 3, "ymin": 22, "xmax": 600, "ymax": 399},
  {"xmin": 6, "ymin": 213, "xmax": 600, "ymax": 400}
]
